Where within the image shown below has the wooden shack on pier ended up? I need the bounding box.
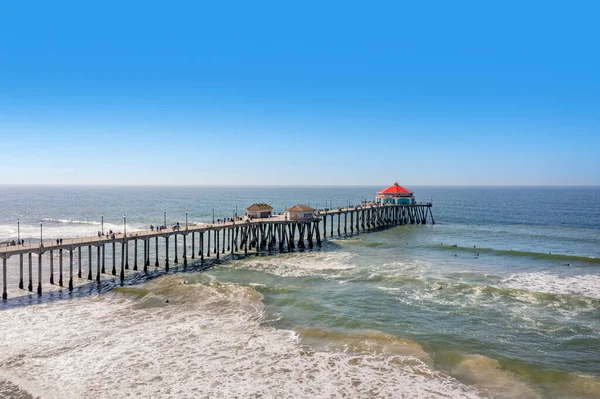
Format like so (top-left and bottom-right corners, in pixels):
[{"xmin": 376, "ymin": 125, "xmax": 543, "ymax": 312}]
[
  {"xmin": 286, "ymin": 204, "xmax": 315, "ymax": 220},
  {"xmin": 246, "ymin": 203, "xmax": 273, "ymax": 219}
]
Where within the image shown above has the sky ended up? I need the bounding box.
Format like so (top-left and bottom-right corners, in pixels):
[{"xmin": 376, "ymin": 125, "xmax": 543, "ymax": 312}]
[{"xmin": 0, "ymin": 0, "xmax": 598, "ymax": 186}]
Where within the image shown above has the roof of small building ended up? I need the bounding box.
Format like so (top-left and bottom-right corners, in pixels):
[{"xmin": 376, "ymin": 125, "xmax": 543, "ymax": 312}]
[
  {"xmin": 246, "ymin": 203, "xmax": 274, "ymax": 211},
  {"xmin": 378, "ymin": 182, "xmax": 413, "ymax": 195},
  {"xmin": 286, "ymin": 204, "xmax": 315, "ymax": 212}
]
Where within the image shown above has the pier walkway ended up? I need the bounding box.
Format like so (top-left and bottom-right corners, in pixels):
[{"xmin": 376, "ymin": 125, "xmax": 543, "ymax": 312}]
[{"xmin": 1, "ymin": 203, "xmax": 433, "ymax": 300}]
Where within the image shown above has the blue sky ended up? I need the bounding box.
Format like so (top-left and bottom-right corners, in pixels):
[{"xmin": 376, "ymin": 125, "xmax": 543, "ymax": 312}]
[{"xmin": 0, "ymin": 0, "xmax": 598, "ymax": 185}]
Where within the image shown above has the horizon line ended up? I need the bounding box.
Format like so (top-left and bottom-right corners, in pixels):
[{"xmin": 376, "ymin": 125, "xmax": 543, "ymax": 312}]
[{"xmin": 0, "ymin": 183, "xmax": 598, "ymax": 188}]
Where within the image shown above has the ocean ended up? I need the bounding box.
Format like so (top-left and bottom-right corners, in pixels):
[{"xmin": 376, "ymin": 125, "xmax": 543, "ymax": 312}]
[{"xmin": 0, "ymin": 185, "xmax": 599, "ymax": 398}]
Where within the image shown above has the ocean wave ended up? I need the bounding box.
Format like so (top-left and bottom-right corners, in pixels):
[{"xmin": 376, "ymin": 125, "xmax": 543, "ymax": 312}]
[
  {"xmin": 502, "ymin": 272, "xmax": 600, "ymax": 299},
  {"xmin": 434, "ymin": 244, "xmax": 600, "ymax": 264},
  {"xmin": 330, "ymin": 238, "xmax": 387, "ymax": 248},
  {"xmin": 451, "ymin": 355, "xmax": 539, "ymax": 399},
  {"xmin": 232, "ymin": 251, "xmax": 356, "ymax": 278},
  {"xmin": 296, "ymin": 327, "xmax": 432, "ymax": 364},
  {"xmin": 41, "ymin": 218, "xmax": 101, "ymax": 225}
]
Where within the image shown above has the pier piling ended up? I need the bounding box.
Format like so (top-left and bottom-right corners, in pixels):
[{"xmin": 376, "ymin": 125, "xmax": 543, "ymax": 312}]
[
  {"xmin": 50, "ymin": 250, "xmax": 54, "ymax": 285},
  {"xmin": 37, "ymin": 253, "xmax": 42, "ymax": 296},
  {"xmin": 19, "ymin": 254, "xmax": 23, "ymax": 289},
  {"xmin": 68, "ymin": 249, "xmax": 73, "ymax": 291},
  {"xmin": 2, "ymin": 257, "xmax": 7, "ymax": 300}
]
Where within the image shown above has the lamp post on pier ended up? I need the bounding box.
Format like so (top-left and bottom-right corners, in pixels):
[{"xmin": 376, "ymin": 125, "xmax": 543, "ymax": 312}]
[
  {"xmin": 101, "ymin": 213, "xmax": 104, "ymax": 236},
  {"xmin": 40, "ymin": 220, "xmax": 43, "ymax": 247},
  {"xmin": 185, "ymin": 210, "xmax": 188, "ymax": 230},
  {"xmin": 17, "ymin": 217, "xmax": 20, "ymax": 245},
  {"xmin": 212, "ymin": 206, "xmax": 215, "ymax": 224},
  {"xmin": 163, "ymin": 209, "xmax": 166, "ymax": 228},
  {"xmin": 347, "ymin": 199, "xmax": 350, "ymax": 210},
  {"xmin": 123, "ymin": 215, "xmax": 127, "ymax": 237},
  {"xmin": 330, "ymin": 198, "xmax": 333, "ymax": 210}
]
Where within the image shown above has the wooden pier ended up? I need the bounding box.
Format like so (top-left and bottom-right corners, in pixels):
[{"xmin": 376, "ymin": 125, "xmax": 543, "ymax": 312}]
[{"xmin": 1, "ymin": 203, "xmax": 434, "ymax": 300}]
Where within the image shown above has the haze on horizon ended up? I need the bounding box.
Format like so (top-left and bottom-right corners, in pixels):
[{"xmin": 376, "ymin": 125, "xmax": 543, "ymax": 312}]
[{"xmin": 0, "ymin": 1, "xmax": 598, "ymax": 186}]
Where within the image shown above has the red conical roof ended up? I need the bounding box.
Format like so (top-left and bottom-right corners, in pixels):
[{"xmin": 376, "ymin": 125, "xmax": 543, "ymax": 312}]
[{"xmin": 378, "ymin": 182, "xmax": 413, "ymax": 195}]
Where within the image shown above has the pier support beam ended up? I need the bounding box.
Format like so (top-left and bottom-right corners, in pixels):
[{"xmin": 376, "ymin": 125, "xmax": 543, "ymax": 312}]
[
  {"xmin": 331, "ymin": 215, "xmax": 334, "ymax": 237},
  {"xmin": 69, "ymin": 249, "xmax": 73, "ymax": 291},
  {"xmin": 216, "ymin": 230, "xmax": 220, "ymax": 259},
  {"xmin": 50, "ymin": 250, "xmax": 54, "ymax": 284},
  {"xmin": 207, "ymin": 230, "xmax": 211, "ymax": 257},
  {"xmin": 344, "ymin": 213, "xmax": 347, "ymax": 236},
  {"xmin": 174, "ymin": 235, "xmax": 178, "ymax": 264},
  {"xmin": 59, "ymin": 249, "xmax": 63, "ymax": 287},
  {"xmin": 101, "ymin": 244, "xmax": 105, "ymax": 274},
  {"xmin": 124, "ymin": 240, "xmax": 129, "ymax": 270},
  {"xmin": 155, "ymin": 237, "xmax": 159, "ymax": 267},
  {"xmin": 227, "ymin": 228, "xmax": 230, "ymax": 252},
  {"xmin": 183, "ymin": 234, "xmax": 187, "ymax": 267},
  {"xmin": 222, "ymin": 229, "xmax": 226, "ymax": 254},
  {"xmin": 198, "ymin": 232, "xmax": 202, "ymax": 257},
  {"xmin": 120, "ymin": 242, "xmax": 125, "ymax": 282},
  {"xmin": 143, "ymin": 240, "xmax": 148, "ymax": 273},
  {"xmin": 191, "ymin": 232, "xmax": 195, "ymax": 259},
  {"xmin": 88, "ymin": 246, "xmax": 92, "ymax": 280},
  {"xmin": 165, "ymin": 236, "xmax": 169, "ymax": 271},
  {"xmin": 97, "ymin": 246, "xmax": 101, "ymax": 283},
  {"xmin": 28, "ymin": 253, "xmax": 33, "ymax": 291},
  {"xmin": 19, "ymin": 254, "xmax": 23, "ymax": 289},
  {"xmin": 2, "ymin": 257, "xmax": 7, "ymax": 300},
  {"xmin": 112, "ymin": 242, "xmax": 116, "ymax": 276},
  {"xmin": 200, "ymin": 231, "xmax": 204, "ymax": 262},
  {"xmin": 37, "ymin": 253, "xmax": 42, "ymax": 296},
  {"xmin": 133, "ymin": 239, "xmax": 138, "ymax": 271},
  {"xmin": 78, "ymin": 247, "xmax": 82, "ymax": 279}
]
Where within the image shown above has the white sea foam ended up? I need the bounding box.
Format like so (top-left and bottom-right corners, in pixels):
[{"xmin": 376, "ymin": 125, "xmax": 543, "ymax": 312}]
[
  {"xmin": 0, "ymin": 275, "xmax": 485, "ymax": 399},
  {"xmin": 41, "ymin": 218, "xmax": 102, "ymax": 225},
  {"xmin": 502, "ymin": 272, "xmax": 600, "ymax": 299},
  {"xmin": 0, "ymin": 221, "xmax": 126, "ymax": 242},
  {"xmin": 234, "ymin": 251, "xmax": 356, "ymax": 278}
]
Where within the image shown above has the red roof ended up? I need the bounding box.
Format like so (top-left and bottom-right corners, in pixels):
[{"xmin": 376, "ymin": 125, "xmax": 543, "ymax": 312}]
[{"xmin": 378, "ymin": 182, "xmax": 413, "ymax": 195}]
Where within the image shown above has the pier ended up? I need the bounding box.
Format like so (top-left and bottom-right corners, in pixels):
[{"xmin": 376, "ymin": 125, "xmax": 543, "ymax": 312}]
[{"xmin": 1, "ymin": 203, "xmax": 434, "ymax": 300}]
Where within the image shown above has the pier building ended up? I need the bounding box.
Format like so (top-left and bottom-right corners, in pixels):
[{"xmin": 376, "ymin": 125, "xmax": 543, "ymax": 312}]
[
  {"xmin": 375, "ymin": 182, "xmax": 415, "ymax": 205},
  {"xmin": 246, "ymin": 204, "xmax": 273, "ymax": 219},
  {"xmin": 286, "ymin": 204, "xmax": 315, "ymax": 220}
]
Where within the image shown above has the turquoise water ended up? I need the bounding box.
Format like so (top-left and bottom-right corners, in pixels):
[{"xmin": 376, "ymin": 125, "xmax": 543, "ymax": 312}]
[{"xmin": 0, "ymin": 185, "xmax": 599, "ymax": 398}]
